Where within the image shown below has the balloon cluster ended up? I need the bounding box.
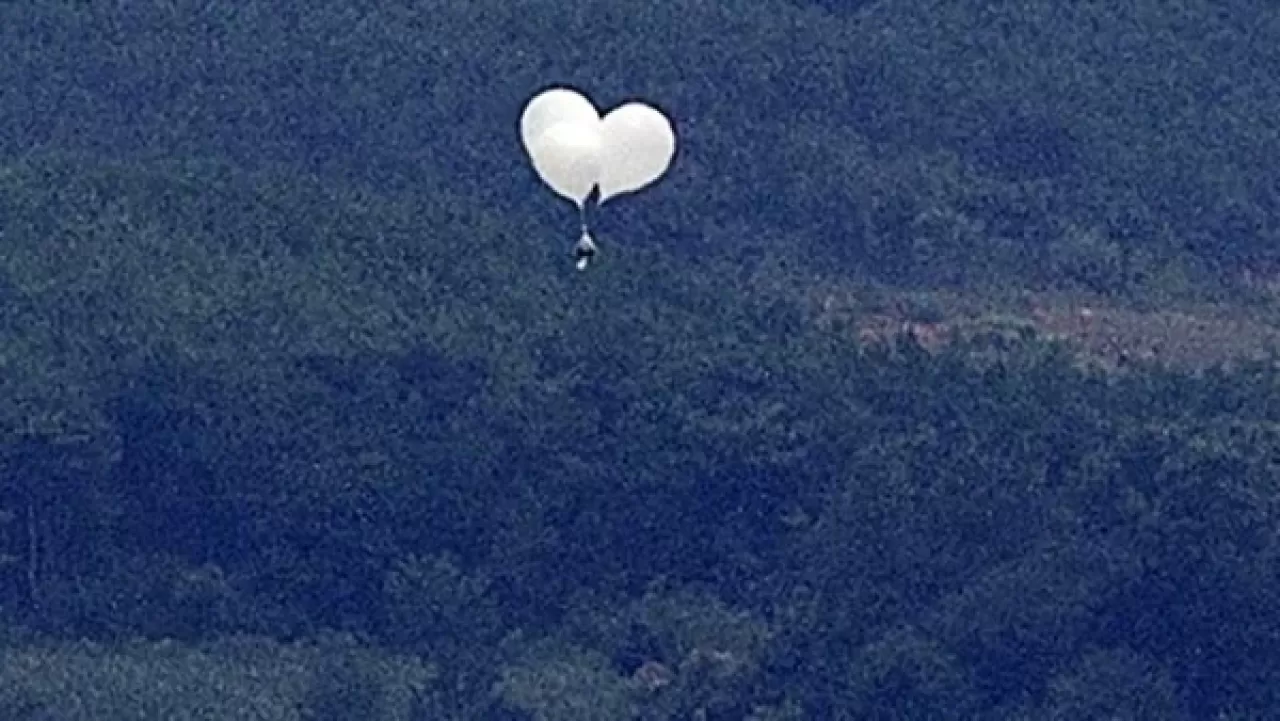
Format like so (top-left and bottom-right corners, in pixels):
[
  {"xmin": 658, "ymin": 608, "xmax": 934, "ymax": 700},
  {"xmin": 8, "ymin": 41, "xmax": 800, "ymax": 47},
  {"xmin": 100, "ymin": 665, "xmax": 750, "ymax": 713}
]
[{"xmin": 519, "ymin": 87, "xmax": 677, "ymax": 270}]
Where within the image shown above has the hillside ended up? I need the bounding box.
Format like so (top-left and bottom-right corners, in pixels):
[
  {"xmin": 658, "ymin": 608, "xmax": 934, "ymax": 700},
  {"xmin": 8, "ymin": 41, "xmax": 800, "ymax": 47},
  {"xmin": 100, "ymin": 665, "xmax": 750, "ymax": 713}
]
[{"xmin": 3, "ymin": 1, "xmax": 1280, "ymax": 720}]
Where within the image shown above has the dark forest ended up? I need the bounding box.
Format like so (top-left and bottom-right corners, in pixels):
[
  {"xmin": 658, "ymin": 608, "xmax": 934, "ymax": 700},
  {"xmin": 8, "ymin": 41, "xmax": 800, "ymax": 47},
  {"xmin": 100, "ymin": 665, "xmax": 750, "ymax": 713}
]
[{"xmin": 2, "ymin": 1, "xmax": 1279, "ymax": 719}]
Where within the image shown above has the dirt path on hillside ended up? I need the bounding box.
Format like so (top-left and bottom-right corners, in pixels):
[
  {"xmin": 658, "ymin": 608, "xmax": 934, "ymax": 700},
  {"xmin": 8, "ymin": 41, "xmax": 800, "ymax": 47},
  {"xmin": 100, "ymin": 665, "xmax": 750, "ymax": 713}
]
[{"xmin": 807, "ymin": 283, "xmax": 1280, "ymax": 371}]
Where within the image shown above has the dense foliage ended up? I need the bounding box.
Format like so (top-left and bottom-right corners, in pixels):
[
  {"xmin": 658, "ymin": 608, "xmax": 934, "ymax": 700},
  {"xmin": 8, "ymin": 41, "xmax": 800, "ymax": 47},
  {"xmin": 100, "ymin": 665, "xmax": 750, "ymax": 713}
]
[{"xmin": 2, "ymin": 0, "xmax": 1279, "ymax": 719}]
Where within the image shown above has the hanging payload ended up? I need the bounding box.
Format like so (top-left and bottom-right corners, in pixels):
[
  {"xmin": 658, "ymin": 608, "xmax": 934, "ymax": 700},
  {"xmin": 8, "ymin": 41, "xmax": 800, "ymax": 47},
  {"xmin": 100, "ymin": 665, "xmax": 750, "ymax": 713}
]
[{"xmin": 519, "ymin": 86, "xmax": 676, "ymax": 270}]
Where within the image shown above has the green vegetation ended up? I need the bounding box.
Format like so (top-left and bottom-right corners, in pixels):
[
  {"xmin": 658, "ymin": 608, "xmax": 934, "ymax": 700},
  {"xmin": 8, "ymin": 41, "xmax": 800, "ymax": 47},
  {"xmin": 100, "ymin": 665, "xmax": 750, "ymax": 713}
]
[
  {"xmin": 0, "ymin": 635, "xmax": 432, "ymax": 721},
  {"xmin": 1, "ymin": 0, "xmax": 1279, "ymax": 719}
]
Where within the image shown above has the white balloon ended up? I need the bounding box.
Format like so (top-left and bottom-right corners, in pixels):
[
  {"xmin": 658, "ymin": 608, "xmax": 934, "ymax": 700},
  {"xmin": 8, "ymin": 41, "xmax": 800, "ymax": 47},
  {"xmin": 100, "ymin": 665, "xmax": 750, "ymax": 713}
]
[
  {"xmin": 520, "ymin": 87, "xmax": 599, "ymax": 160},
  {"xmin": 526, "ymin": 119, "xmax": 603, "ymax": 207},
  {"xmin": 597, "ymin": 102, "xmax": 676, "ymax": 204},
  {"xmin": 518, "ymin": 88, "xmax": 676, "ymax": 217}
]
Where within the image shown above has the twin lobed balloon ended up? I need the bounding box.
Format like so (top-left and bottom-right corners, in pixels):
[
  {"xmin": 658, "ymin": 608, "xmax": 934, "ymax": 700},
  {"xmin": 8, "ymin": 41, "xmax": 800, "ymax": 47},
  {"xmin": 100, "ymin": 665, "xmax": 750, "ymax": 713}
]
[{"xmin": 519, "ymin": 87, "xmax": 676, "ymax": 208}]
